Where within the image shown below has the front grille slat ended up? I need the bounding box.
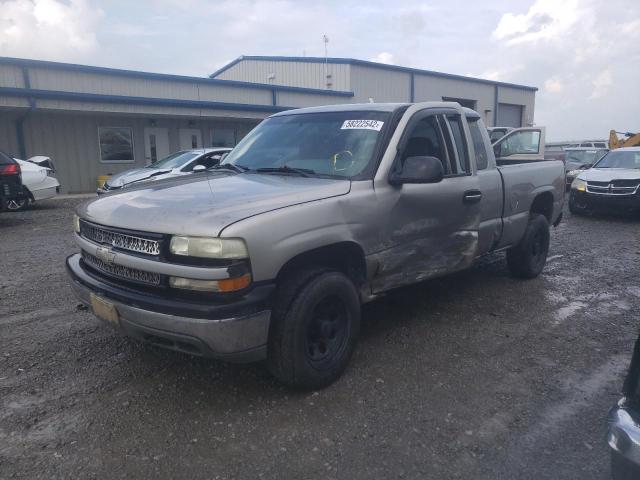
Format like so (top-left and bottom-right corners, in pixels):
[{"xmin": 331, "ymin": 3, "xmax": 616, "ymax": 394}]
[
  {"xmin": 82, "ymin": 251, "xmax": 161, "ymax": 286},
  {"xmin": 80, "ymin": 220, "xmax": 161, "ymax": 255},
  {"xmin": 586, "ymin": 180, "xmax": 640, "ymax": 196}
]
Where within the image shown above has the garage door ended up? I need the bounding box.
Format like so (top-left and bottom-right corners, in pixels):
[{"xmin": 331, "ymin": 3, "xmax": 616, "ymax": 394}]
[{"xmin": 497, "ymin": 103, "xmax": 523, "ymax": 128}]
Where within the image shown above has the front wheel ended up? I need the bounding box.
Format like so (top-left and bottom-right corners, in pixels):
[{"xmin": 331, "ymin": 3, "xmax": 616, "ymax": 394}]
[
  {"xmin": 568, "ymin": 192, "xmax": 589, "ymax": 215},
  {"xmin": 506, "ymin": 214, "xmax": 550, "ymax": 279},
  {"xmin": 611, "ymin": 451, "xmax": 640, "ymax": 480},
  {"xmin": 267, "ymin": 269, "xmax": 361, "ymax": 390}
]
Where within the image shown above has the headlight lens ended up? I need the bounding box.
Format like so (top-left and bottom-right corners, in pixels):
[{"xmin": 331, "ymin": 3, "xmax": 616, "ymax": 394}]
[
  {"xmin": 73, "ymin": 214, "xmax": 80, "ymax": 233},
  {"xmin": 571, "ymin": 178, "xmax": 587, "ymax": 192},
  {"xmin": 169, "ymin": 236, "xmax": 248, "ymax": 259}
]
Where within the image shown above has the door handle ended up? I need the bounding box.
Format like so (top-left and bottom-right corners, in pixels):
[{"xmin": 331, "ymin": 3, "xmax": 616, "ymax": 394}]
[{"xmin": 463, "ymin": 190, "xmax": 482, "ymax": 204}]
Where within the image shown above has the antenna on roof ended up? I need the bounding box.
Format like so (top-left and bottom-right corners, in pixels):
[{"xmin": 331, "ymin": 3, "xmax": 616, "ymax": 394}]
[{"xmin": 322, "ymin": 34, "xmax": 331, "ymax": 89}]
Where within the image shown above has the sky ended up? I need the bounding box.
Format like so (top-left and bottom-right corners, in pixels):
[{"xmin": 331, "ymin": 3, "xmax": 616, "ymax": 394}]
[{"xmin": 0, "ymin": 0, "xmax": 638, "ymax": 141}]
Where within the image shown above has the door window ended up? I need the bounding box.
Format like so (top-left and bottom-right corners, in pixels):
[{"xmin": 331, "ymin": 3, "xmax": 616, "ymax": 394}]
[
  {"xmin": 468, "ymin": 120, "xmax": 489, "ymax": 170},
  {"xmin": 496, "ymin": 130, "xmax": 541, "ymax": 157},
  {"xmin": 149, "ymin": 134, "xmax": 157, "ymax": 163},
  {"xmin": 445, "ymin": 115, "xmax": 469, "ymax": 174},
  {"xmin": 399, "ymin": 115, "xmax": 450, "ymax": 175}
]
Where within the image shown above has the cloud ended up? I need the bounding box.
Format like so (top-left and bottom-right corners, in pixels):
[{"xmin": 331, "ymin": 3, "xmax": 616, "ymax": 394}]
[
  {"xmin": 590, "ymin": 70, "xmax": 612, "ymax": 99},
  {"xmin": 492, "ymin": 0, "xmax": 581, "ymax": 45},
  {"xmin": 371, "ymin": 52, "xmax": 394, "ymax": 64},
  {"xmin": 544, "ymin": 77, "xmax": 564, "ymax": 94},
  {"xmin": 0, "ymin": 0, "xmax": 103, "ymax": 61}
]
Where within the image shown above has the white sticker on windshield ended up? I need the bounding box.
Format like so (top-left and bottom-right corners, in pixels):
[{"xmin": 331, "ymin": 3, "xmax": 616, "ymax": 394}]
[{"xmin": 341, "ymin": 120, "xmax": 384, "ymax": 131}]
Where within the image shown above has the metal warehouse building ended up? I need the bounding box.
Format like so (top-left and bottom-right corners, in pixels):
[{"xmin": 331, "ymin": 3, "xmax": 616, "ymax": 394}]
[{"xmin": 0, "ymin": 55, "xmax": 536, "ymax": 193}]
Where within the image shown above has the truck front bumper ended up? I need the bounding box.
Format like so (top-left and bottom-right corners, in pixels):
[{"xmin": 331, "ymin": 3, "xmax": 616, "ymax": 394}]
[
  {"xmin": 608, "ymin": 400, "xmax": 640, "ymax": 469},
  {"xmin": 66, "ymin": 253, "xmax": 273, "ymax": 363}
]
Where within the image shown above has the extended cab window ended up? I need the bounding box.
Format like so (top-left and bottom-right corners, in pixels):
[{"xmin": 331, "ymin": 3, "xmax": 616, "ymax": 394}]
[
  {"xmin": 445, "ymin": 115, "xmax": 469, "ymax": 174},
  {"xmin": 468, "ymin": 119, "xmax": 489, "ymax": 170},
  {"xmin": 400, "ymin": 115, "xmax": 450, "ymax": 175}
]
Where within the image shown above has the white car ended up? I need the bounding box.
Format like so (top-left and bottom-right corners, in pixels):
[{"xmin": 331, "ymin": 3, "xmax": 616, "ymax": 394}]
[
  {"xmin": 98, "ymin": 148, "xmax": 232, "ymax": 194},
  {"xmin": 5, "ymin": 157, "xmax": 60, "ymax": 211}
]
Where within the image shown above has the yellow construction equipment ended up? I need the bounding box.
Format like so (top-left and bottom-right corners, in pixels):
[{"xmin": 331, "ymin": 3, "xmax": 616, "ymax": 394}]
[{"xmin": 609, "ymin": 130, "xmax": 640, "ymax": 149}]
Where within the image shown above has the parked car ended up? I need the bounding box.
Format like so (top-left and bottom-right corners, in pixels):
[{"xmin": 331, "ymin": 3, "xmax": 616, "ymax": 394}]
[
  {"xmin": 488, "ymin": 126, "xmax": 514, "ymax": 143},
  {"xmin": 67, "ymin": 102, "xmax": 564, "ymax": 389},
  {"xmin": 0, "ymin": 151, "xmax": 25, "ymax": 212},
  {"xmin": 563, "ymin": 147, "xmax": 609, "ymax": 191},
  {"xmin": 5, "ymin": 158, "xmax": 61, "ymax": 211},
  {"xmin": 569, "ymin": 147, "xmax": 640, "ymax": 214},
  {"xmin": 608, "ymin": 332, "xmax": 640, "ymax": 480},
  {"xmin": 97, "ymin": 148, "xmax": 232, "ymax": 194}
]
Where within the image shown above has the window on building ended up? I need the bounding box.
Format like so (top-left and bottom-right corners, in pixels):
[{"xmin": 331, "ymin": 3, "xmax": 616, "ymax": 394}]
[
  {"xmin": 98, "ymin": 127, "xmax": 134, "ymax": 163},
  {"xmin": 191, "ymin": 134, "xmax": 198, "ymax": 149},
  {"xmin": 468, "ymin": 119, "xmax": 489, "ymax": 170},
  {"xmin": 212, "ymin": 128, "xmax": 236, "ymax": 147}
]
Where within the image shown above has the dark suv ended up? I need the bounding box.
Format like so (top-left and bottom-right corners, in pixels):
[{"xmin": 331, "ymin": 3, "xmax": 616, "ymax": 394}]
[{"xmin": 0, "ymin": 151, "xmax": 23, "ymax": 211}]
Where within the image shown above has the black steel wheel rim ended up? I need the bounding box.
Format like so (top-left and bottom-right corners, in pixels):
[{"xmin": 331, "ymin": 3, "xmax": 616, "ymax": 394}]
[{"xmin": 305, "ymin": 295, "xmax": 349, "ymax": 367}]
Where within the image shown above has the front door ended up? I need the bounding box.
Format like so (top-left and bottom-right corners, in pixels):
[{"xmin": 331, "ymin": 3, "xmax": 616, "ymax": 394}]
[
  {"xmin": 493, "ymin": 127, "xmax": 546, "ymax": 163},
  {"xmin": 143, "ymin": 127, "xmax": 170, "ymax": 165},
  {"xmin": 179, "ymin": 128, "xmax": 202, "ymax": 150},
  {"xmin": 372, "ymin": 108, "xmax": 482, "ymax": 293}
]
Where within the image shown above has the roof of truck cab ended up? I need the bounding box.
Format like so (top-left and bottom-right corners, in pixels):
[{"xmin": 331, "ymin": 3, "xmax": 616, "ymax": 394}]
[{"xmin": 271, "ymin": 103, "xmax": 410, "ymax": 116}]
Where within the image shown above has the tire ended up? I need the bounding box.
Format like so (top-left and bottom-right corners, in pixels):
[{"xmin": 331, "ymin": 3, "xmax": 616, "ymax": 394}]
[
  {"xmin": 5, "ymin": 197, "xmax": 29, "ymax": 211},
  {"xmin": 267, "ymin": 268, "xmax": 361, "ymax": 390},
  {"xmin": 611, "ymin": 451, "xmax": 640, "ymax": 480},
  {"xmin": 506, "ymin": 213, "xmax": 550, "ymax": 279}
]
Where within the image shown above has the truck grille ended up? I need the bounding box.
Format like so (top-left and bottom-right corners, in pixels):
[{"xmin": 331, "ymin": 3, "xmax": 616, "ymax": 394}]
[
  {"xmin": 80, "ymin": 220, "xmax": 161, "ymax": 256},
  {"xmin": 586, "ymin": 180, "xmax": 640, "ymax": 196},
  {"xmin": 81, "ymin": 251, "xmax": 161, "ymax": 286}
]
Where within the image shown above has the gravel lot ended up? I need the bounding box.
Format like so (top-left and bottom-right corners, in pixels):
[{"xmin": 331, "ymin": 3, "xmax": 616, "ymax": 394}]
[{"xmin": 1, "ymin": 197, "xmax": 639, "ymax": 479}]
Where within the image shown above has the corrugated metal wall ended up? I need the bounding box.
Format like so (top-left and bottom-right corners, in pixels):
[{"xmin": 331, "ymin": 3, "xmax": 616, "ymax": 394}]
[
  {"xmin": 350, "ymin": 65, "xmax": 410, "ymax": 103},
  {"xmin": 216, "ymin": 59, "xmax": 351, "ymax": 91},
  {"xmin": 0, "ymin": 111, "xmax": 259, "ymax": 193}
]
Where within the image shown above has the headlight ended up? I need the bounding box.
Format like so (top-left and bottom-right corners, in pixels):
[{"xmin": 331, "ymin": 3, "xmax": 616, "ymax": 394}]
[
  {"xmin": 73, "ymin": 214, "xmax": 80, "ymax": 233},
  {"xmin": 571, "ymin": 178, "xmax": 586, "ymax": 192},
  {"xmin": 169, "ymin": 236, "xmax": 248, "ymax": 259},
  {"xmin": 169, "ymin": 273, "xmax": 252, "ymax": 292}
]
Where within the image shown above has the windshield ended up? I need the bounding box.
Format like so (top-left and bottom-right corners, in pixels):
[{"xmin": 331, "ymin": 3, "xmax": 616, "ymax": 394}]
[
  {"xmin": 565, "ymin": 150, "xmax": 607, "ymax": 165},
  {"xmin": 594, "ymin": 150, "xmax": 640, "ymax": 169},
  {"xmin": 221, "ymin": 111, "xmax": 390, "ymax": 178},
  {"xmin": 147, "ymin": 151, "xmax": 200, "ymax": 169}
]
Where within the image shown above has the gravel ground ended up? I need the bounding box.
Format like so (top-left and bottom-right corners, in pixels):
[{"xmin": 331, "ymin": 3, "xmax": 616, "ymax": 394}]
[{"xmin": 1, "ymin": 198, "xmax": 639, "ymax": 479}]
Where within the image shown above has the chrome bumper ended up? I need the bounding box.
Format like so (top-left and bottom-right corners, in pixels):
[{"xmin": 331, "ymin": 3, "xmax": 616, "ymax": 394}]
[
  {"xmin": 68, "ymin": 255, "xmax": 271, "ymax": 363},
  {"xmin": 608, "ymin": 401, "xmax": 640, "ymax": 466}
]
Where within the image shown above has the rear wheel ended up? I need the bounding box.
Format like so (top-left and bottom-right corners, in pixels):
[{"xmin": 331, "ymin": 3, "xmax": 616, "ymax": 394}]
[
  {"xmin": 267, "ymin": 269, "xmax": 361, "ymax": 390},
  {"xmin": 506, "ymin": 213, "xmax": 550, "ymax": 279},
  {"xmin": 5, "ymin": 197, "xmax": 29, "ymax": 211}
]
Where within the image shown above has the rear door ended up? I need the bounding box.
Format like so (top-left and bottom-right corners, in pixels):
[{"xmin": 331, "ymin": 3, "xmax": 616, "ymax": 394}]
[{"xmin": 493, "ymin": 127, "xmax": 546, "ymax": 163}]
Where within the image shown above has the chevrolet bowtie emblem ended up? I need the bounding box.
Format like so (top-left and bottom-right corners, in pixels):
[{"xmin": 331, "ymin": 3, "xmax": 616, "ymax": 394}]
[{"xmin": 96, "ymin": 246, "xmax": 116, "ymax": 266}]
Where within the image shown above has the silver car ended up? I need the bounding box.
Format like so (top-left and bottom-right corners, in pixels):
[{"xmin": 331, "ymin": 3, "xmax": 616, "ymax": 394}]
[{"xmin": 97, "ymin": 148, "xmax": 231, "ymax": 194}]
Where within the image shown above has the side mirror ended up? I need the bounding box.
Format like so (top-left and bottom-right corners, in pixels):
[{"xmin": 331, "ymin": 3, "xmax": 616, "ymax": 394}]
[
  {"xmin": 389, "ymin": 156, "xmax": 444, "ymax": 185},
  {"xmin": 192, "ymin": 165, "xmax": 206, "ymax": 172}
]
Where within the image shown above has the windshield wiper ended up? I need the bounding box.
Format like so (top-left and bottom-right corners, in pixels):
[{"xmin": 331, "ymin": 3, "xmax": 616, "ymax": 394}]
[
  {"xmin": 210, "ymin": 163, "xmax": 249, "ymax": 173},
  {"xmin": 255, "ymin": 166, "xmax": 316, "ymax": 177}
]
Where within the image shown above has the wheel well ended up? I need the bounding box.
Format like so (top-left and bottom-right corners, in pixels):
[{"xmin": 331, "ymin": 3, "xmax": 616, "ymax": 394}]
[
  {"xmin": 531, "ymin": 191, "xmax": 553, "ymax": 222},
  {"xmin": 276, "ymin": 242, "xmax": 367, "ymax": 287}
]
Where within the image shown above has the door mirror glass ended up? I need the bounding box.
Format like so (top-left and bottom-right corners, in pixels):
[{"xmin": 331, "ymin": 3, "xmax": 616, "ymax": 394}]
[
  {"xmin": 390, "ymin": 156, "xmax": 444, "ymax": 185},
  {"xmin": 192, "ymin": 164, "xmax": 206, "ymax": 172}
]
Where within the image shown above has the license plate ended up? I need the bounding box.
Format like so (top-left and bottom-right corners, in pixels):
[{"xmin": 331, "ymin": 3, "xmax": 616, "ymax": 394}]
[{"xmin": 90, "ymin": 293, "xmax": 120, "ymax": 327}]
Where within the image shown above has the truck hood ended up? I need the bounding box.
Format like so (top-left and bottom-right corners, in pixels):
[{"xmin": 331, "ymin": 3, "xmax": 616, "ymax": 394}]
[
  {"xmin": 106, "ymin": 168, "xmax": 173, "ymax": 188},
  {"xmin": 79, "ymin": 172, "xmax": 351, "ymax": 237},
  {"xmin": 578, "ymin": 168, "xmax": 640, "ymax": 182}
]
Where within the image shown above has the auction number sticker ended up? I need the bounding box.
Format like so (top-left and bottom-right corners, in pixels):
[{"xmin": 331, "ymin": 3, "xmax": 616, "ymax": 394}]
[{"xmin": 341, "ymin": 120, "xmax": 384, "ymax": 131}]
